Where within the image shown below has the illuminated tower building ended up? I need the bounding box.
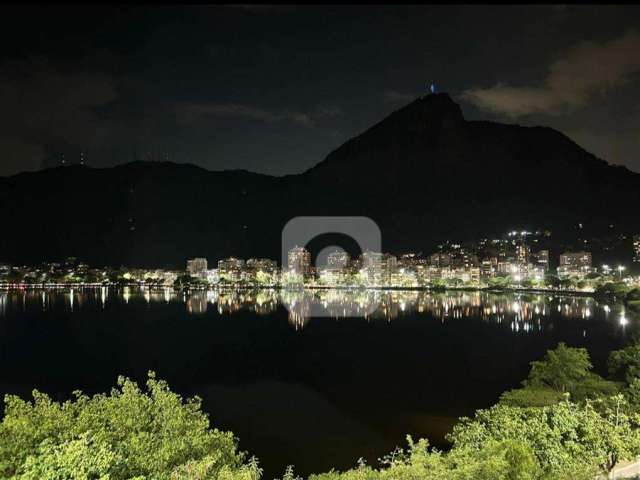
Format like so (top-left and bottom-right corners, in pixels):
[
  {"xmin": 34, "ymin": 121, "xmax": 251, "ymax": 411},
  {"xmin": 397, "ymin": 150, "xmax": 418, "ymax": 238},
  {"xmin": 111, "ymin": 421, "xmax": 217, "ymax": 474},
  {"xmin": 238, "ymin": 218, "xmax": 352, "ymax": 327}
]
[
  {"xmin": 516, "ymin": 243, "xmax": 530, "ymax": 265},
  {"xmin": 327, "ymin": 250, "xmax": 350, "ymax": 271},
  {"xmin": 533, "ymin": 250, "xmax": 550, "ymax": 272},
  {"xmin": 634, "ymin": 235, "xmax": 640, "ymax": 263},
  {"xmin": 481, "ymin": 257, "xmax": 498, "ymax": 277},
  {"xmin": 558, "ymin": 252, "xmax": 592, "ymax": 278},
  {"xmin": 382, "ymin": 253, "xmax": 398, "ymax": 282},
  {"xmin": 362, "ymin": 251, "xmax": 384, "ymax": 285},
  {"xmin": 218, "ymin": 257, "xmax": 245, "ymax": 282},
  {"xmin": 429, "ymin": 253, "xmax": 451, "ymax": 268},
  {"xmin": 288, "ymin": 246, "xmax": 311, "ymax": 275},
  {"xmin": 187, "ymin": 258, "xmax": 208, "ymax": 279}
]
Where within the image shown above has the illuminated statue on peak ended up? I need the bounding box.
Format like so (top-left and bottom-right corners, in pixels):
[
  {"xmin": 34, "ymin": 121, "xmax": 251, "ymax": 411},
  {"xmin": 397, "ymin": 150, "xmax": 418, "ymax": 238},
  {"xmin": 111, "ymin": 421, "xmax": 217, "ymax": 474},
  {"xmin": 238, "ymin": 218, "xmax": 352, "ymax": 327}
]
[{"xmin": 429, "ymin": 83, "xmax": 438, "ymax": 94}]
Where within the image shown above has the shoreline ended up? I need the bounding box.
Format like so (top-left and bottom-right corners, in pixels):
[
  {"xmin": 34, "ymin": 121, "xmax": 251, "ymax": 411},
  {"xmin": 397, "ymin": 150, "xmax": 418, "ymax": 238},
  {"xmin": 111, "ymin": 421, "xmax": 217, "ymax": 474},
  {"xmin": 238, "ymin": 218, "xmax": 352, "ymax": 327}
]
[{"xmin": 0, "ymin": 282, "xmax": 597, "ymax": 297}]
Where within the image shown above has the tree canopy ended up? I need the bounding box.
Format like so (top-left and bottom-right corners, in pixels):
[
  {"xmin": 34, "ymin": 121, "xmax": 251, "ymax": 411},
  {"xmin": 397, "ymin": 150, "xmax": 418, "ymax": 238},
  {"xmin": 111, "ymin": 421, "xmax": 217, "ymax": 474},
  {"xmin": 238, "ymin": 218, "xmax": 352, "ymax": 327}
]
[
  {"xmin": 0, "ymin": 373, "xmax": 259, "ymax": 480},
  {"xmin": 525, "ymin": 343, "xmax": 592, "ymax": 393}
]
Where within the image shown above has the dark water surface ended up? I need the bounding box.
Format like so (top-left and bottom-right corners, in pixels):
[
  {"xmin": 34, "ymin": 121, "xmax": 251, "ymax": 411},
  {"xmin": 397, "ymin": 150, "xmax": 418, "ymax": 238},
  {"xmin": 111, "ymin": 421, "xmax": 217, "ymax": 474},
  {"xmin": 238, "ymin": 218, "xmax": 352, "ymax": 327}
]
[{"xmin": 0, "ymin": 288, "xmax": 636, "ymax": 477}]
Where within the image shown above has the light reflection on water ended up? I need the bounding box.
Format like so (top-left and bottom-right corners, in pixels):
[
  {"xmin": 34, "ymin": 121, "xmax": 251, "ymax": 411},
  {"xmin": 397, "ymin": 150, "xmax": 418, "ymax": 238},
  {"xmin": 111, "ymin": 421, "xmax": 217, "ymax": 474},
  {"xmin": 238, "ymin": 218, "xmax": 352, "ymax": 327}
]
[{"xmin": 0, "ymin": 287, "xmax": 632, "ymax": 332}]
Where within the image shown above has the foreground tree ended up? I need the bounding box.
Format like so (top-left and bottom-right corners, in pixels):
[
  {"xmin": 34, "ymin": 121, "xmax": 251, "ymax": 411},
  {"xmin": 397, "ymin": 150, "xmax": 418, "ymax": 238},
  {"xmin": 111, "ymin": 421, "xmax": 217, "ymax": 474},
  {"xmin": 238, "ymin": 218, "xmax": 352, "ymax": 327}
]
[
  {"xmin": 609, "ymin": 339, "xmax": 640, "ymax": 407},
  {"xmin": 501, "ymin": 343, "xmax": 619, "ymax": 407},
  {"xmin": 448, "ymin": 397, "xmax": 640, "ymax": 476},
  {"xmin": 0, "ymin": 373, "xmax": 260, "ymax": 480},
  {"xmin": 499, "ymin": 387, "xmax": 566, "ymax": 408},
  {"xmin": 624, "ymin": 288, "xmax": 640, "ymax": 313},
  {"xmin": 595, "ymin": 282, "xmax": 631, "ymax": 300},
  {"xmin": 307, "ymin": 437, "xmax": 542, "ymax": 480},
  {"xmin": 525, "ymin": 343, "xmax": 591, "ymax": 393}
]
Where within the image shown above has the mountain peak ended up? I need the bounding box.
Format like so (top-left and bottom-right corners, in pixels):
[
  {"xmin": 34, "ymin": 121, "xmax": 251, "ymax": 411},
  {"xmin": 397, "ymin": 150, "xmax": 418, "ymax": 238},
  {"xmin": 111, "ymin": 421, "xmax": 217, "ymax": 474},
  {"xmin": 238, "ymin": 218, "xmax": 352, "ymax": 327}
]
[
  {"xmin": 352, "ymin": 92, "xmax": 464, "ymax": 143},
  {"xmin": 394, "ymin": 92, "xmax": 465, "ymax": 128},
  {"xmin": 303, "ymin": 92, "xmax": 466, "ymax": 178}
]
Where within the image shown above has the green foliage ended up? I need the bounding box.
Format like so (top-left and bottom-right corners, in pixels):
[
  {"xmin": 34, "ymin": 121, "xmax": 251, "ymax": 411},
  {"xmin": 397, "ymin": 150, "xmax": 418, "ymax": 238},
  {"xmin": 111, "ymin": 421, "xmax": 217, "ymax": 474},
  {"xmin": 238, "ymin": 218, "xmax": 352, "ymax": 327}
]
[
  {"xmin": 448, "ymin": 396, "xmax": 640, "ymax": 474},
  {"xmin": 595, "ymin": 282, "xmax": 631, "ymax": 300},
  {"xmin": 558, "ymin": 278, "xmax": 575, "ymax": 290},
  {"xmin": 174, "ymin": 274, "xmax": 207, "ymax": 289},
  {"xmin": 507, "ymin": 344, "xmax": 619, "ymax": 406},
  {"xmin": 18, "ymin": 433, "xmax": 122, "ymax": 480},
  {"xmin": 609, "ymin": 340, "xmax": 640, "ymax": 385},
  {"xmin": 499, "ymin": 388, "xmax": 566, "ymax": 408},
  {"xmin": 608, "ymin": 340, "xmax": 640, "ymax": 406},
  {"xmin": 0, "ymin": 373, "xmax": 252, "ymax": 480},
  {"xmin": 488, "ymin": 275, "xmax": 511, "ymax": 289},
  {"xmin": 570, "ymin": 375, "xmax": 620, "ymax": 403},
  {"xmin": 525, "ymin": 343, "xmax": 592, "ymax": 393},
  {"xmin": 626, "ymin": 289, "xmax": 640, "ymax": 311},
  {"xmin": 625, "ymin": 378, "xmax": 640, "ymax": 407},
  {"xmin": 307, "ymin": 437, "xmax": 542, "ymax": 480},
  {"xmin": 544, "ymin": 275, "xmax": 560, "ymax": 289},
  {"xmin": 626, "ymin": 288, "xmax": 640, "ymax": 302},
  {"xmin": 445, "ymin": 278, "xmax": 464, "ymax": 288},
  {"xmin": 521, "ymin": 279, "xmax": 535, "ymax": 289}
]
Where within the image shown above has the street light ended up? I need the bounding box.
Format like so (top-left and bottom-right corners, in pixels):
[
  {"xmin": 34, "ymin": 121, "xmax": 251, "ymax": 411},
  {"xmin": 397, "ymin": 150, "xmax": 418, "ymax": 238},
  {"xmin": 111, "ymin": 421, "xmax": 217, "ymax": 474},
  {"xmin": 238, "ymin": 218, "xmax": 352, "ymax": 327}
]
[{"xmin": 617, "ymin": 265, "xmax": 626, "ymax": 279}]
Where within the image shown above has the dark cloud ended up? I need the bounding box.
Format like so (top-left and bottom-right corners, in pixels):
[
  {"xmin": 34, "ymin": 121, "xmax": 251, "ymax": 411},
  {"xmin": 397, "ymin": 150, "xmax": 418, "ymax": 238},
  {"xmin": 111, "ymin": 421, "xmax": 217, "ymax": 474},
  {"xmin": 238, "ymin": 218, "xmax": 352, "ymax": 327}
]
[
  {"xmin": 0, "ymin": 58, "xmax": 117, "ymax": 175},
  {"xmin": 461, "ymin": 30, "xmax": 640, "ymax": 118},
  {"xmin": 174, "ymin": 103, "xmax": 341, "ymax": 128}
]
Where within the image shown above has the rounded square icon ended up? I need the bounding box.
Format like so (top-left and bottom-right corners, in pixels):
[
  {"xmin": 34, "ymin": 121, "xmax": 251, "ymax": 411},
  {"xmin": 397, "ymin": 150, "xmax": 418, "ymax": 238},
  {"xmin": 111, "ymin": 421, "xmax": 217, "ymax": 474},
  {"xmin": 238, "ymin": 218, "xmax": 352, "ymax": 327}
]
[{"xmin": 281, "ymin": 216, "xmax": 382, "ymax": 319}]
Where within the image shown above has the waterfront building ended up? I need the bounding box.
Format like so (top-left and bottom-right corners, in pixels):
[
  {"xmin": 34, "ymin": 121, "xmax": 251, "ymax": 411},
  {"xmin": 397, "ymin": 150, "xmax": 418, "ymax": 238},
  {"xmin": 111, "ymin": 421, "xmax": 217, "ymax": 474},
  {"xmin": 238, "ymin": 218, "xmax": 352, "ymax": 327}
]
[
  {"xmin": 452, "ymin": 250, "xmax": 479, "ymax": 269},
  {"xmin": 245, "ymin": 258, "xmax": 278, "ymax": 284},
  {"xmin": 516, "ymin": 243, "xmax": 530, "ymax": 264},
  {"xmin": 361, "ymin": 250, "xmax": 384, "ymax": 286},
  {"xmin": 558, "ymin": 251, "xmax": 593, "ymax": 278},
  {"xmin": 359, "ymin": 251, "xmax": 397, "ymax": 286},
  {"xmin": 528, "ymin": 266, "xmax": 546, "ymax": 282},
  {"xmin": 441, "ymin": 266, "xmax": 480, "ymax": 284},
  {"xmin": 319, "ymin": 268, "xmax": 351, "ymax": 287},
  {"xmin": 398, "ymin": 253, "xmax": 426, "ymax": 268},
  {"xmin": 218, "ymin": 257, "xmax": 245, "ymax": 283},
  {"xmin": 469, "ymin": 267, "xmax": 481, "ymax": 284},
  {"xmin": 246, "ymin": 258, "xmax": 277, "ymax": 274},
  {"xmin": 497, "ymin": 260, "xmax": 519, "ymax": 277},
  {"xmin": 186, "ymin": 258, "xmax": 208, "ymax": 279},
  {"xmin": 481, "ymin": 257, "xmax": 498, "ymax": 277},
  {"xmin": 429, "ymin": 252, "xmax": 451, "ymax": 268},
  {"xmin": 206, "ymin": 269, "xmax": 219, "ymax": 285},
  {"xmin": 327, "ymin": 250, "xmax": 350, "ymax": 271},
  {"xmin": 391, "ymin": 267, "xmax": 418, "ymax": 288},
  {"xmin": 288, "ymin": 246, "xmax": 311, "ymax": 276},
  {"xmin": 532, "ymin": 249, "xmax": 550, "ymax": 272}
]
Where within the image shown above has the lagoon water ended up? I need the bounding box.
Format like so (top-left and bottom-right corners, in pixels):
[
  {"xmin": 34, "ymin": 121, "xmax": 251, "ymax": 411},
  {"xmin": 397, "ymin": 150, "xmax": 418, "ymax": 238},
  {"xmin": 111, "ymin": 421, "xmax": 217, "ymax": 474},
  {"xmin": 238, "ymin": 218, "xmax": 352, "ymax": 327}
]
[{"xmin": 0, "ymin": 288, "xmax": 636, "ymax": 477}]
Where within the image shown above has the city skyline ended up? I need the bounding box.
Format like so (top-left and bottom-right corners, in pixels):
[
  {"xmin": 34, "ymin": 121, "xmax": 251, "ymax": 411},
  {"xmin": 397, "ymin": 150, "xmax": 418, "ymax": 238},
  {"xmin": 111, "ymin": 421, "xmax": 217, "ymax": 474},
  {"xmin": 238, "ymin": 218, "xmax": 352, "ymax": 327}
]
[{"xmin": 2, "ymin": 226, "xmax": 638, "ymax": 292}]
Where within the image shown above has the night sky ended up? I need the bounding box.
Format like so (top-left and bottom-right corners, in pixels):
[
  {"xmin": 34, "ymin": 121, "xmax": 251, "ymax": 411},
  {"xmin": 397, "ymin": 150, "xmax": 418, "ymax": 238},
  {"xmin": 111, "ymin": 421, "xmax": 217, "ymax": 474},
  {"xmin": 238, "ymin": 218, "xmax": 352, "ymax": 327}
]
[{"xmin": 2, "ymin": 5, "xmax": 640, "ymax": 177}]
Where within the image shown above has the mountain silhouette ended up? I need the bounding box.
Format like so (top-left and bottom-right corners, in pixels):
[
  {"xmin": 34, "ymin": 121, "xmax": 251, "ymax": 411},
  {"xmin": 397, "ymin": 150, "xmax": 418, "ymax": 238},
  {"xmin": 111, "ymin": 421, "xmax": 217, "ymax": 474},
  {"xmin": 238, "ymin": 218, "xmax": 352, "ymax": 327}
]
[{"xmin": 1, "ymin": 93, "xmax": 639, "ymax": 267}]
